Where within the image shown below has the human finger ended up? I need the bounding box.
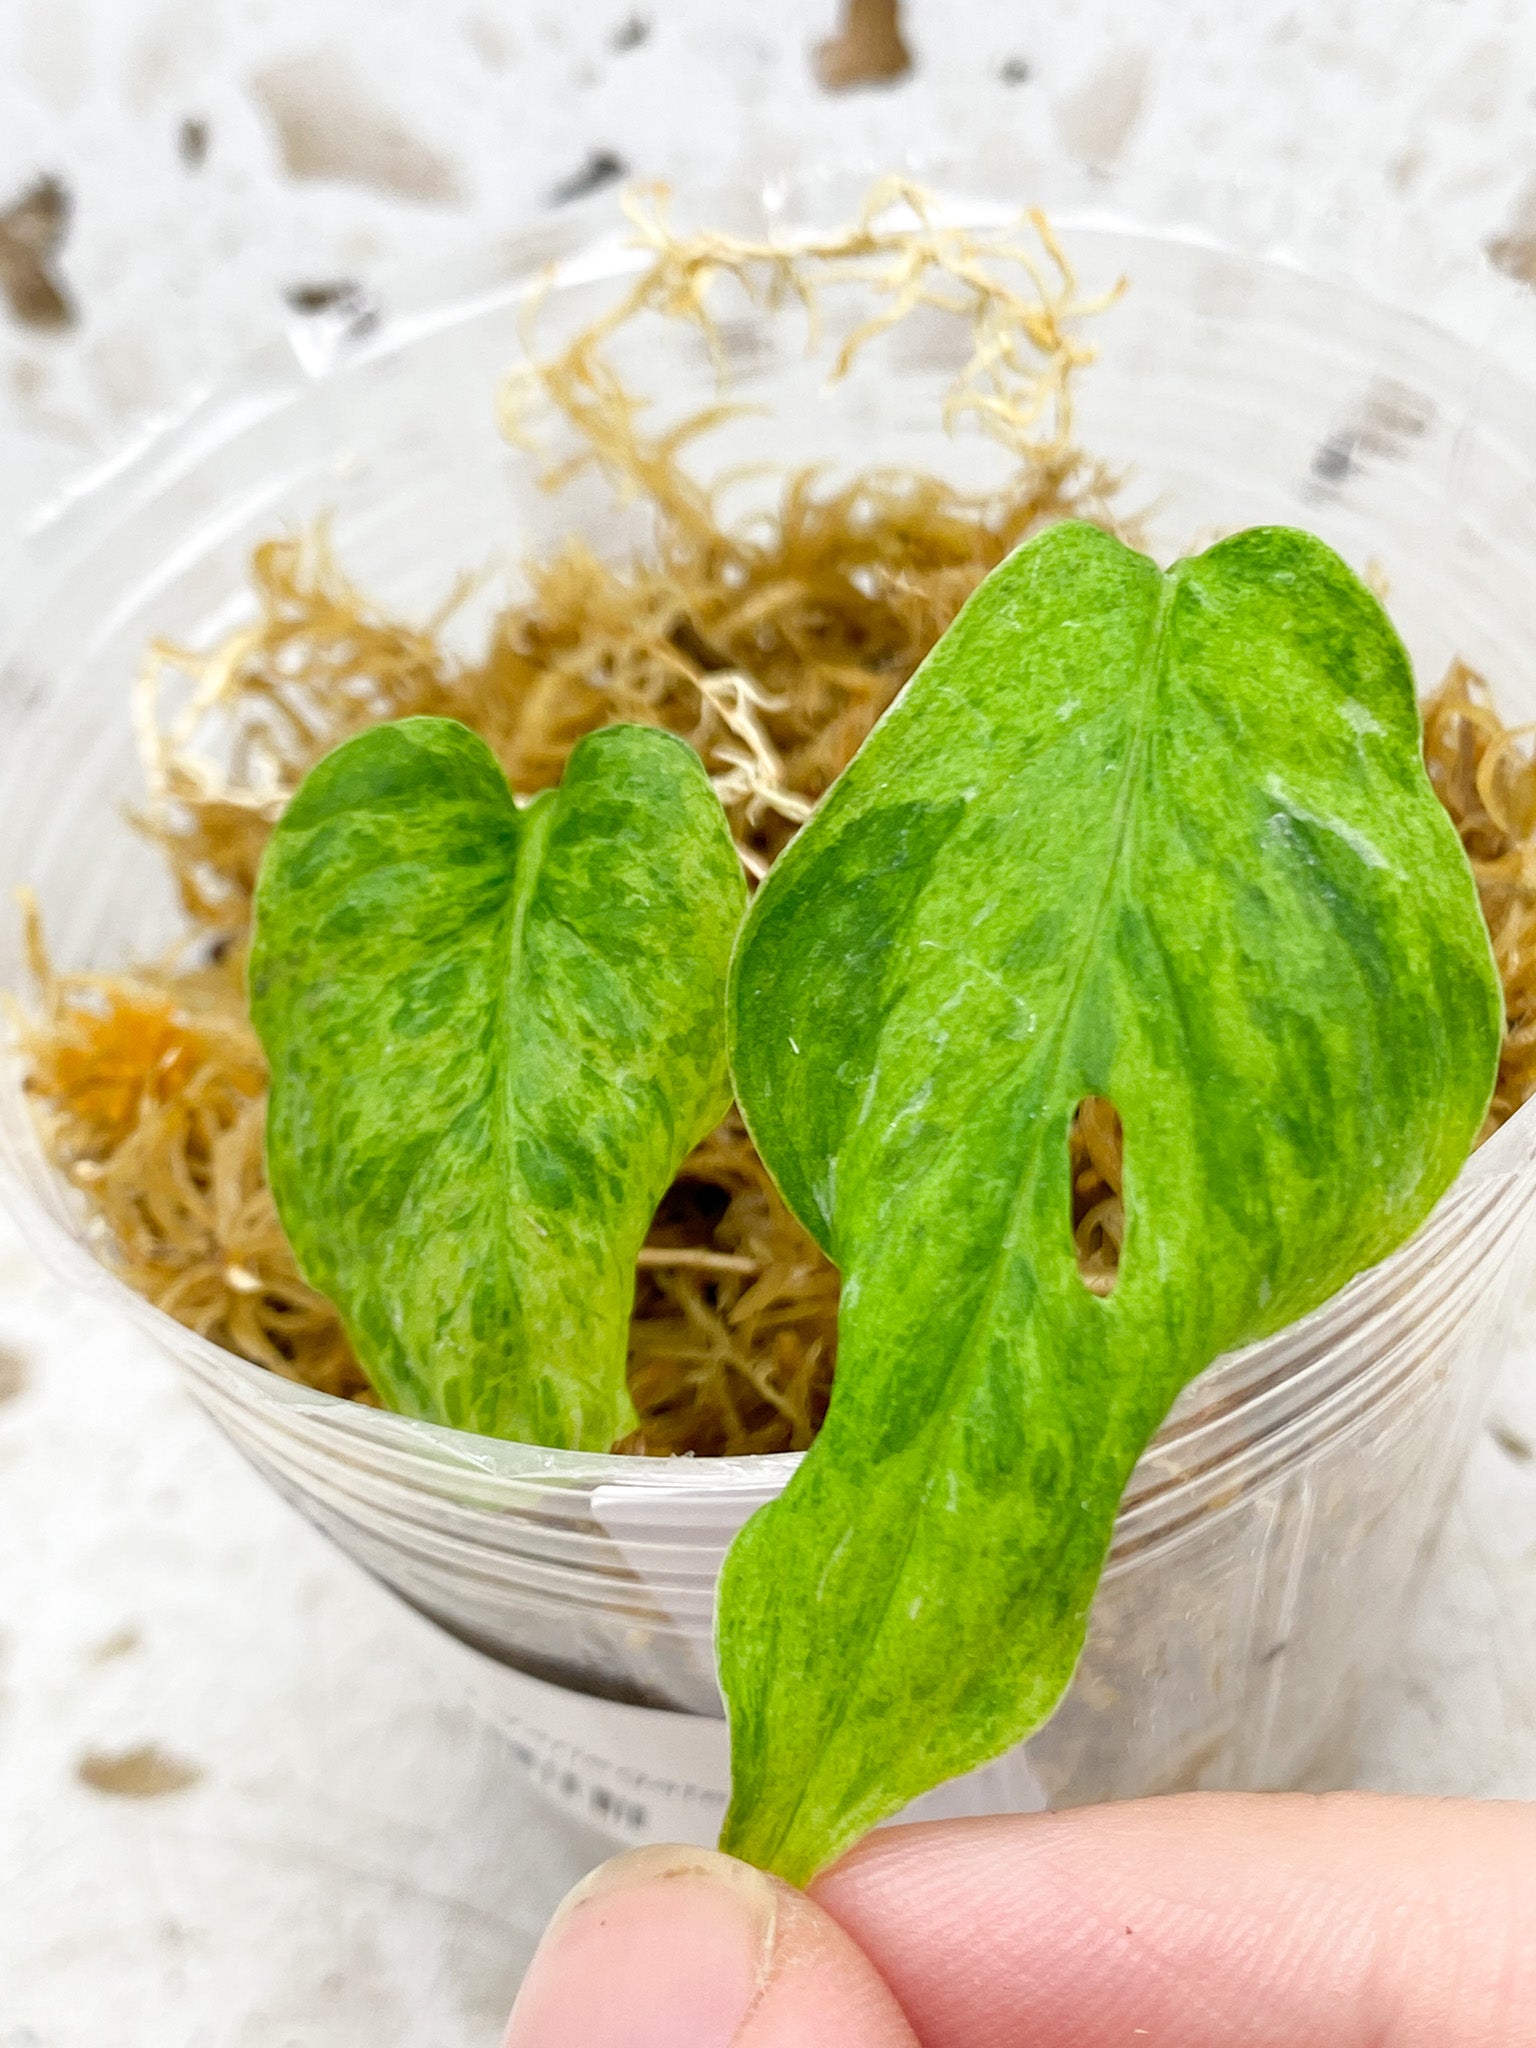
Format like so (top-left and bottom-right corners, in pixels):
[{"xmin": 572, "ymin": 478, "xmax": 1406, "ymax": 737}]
[
  {"xmin": 503, "ymin": 1842, "xmax": 920, "ymax": 2048},
  {"xmin": 811, "ymin": 1791, "xmax": 1536, "ymax": 2048}
]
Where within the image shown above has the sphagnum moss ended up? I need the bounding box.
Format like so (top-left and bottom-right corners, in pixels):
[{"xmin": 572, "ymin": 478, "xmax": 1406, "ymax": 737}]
[{"xmin": 19, "ymin": 186, "xmax": 1536, "ymax": 1452}]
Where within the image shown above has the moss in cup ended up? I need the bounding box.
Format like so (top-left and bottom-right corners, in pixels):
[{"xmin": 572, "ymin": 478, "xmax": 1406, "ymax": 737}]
[{"xmin": 16, "ymin": 184, "xmax": 1529, "ymax": 1880}]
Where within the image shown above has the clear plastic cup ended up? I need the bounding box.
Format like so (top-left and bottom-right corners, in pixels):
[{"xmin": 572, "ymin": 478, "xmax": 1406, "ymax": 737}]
[{"xmin": 5, "ymin": 164, "xmax": 1536, "ymax": 1848}]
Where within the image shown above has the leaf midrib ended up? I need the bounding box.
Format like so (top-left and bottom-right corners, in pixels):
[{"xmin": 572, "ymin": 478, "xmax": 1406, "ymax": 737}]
[
  {"xmin": 762, "ymin": 562, "xmax": 1180, "ymax": 1870},
  {"xmin": 495, "ymin": 789, "xmax": 560, "ymax": 1284}
]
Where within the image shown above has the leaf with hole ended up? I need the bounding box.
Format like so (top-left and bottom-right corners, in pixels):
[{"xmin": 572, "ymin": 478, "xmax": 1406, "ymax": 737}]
[
  {"xmin": 718, "ymin": 520, "xmax": 1502, "ymax": 1881},
  {"xmin": 250, "ymin": 716, "xmax": 746, "ymax": 1449}
]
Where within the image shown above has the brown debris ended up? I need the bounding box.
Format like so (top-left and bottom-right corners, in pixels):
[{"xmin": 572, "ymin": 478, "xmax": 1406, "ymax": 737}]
[
  {"xmin": 77, "ymin": 1743, "xmax": 203, "ymax": 1798},
  {"xmin": 0, "ymin": 1341, "xmax": 29, "ymax": 1404},
  {"xmin": 178, "ymin": 118, "xmax": 210, "ymax": 170},
  {"xmin": 0, "ymin": 175, "xmax": 75, "ymax": 331},
  {"xmin": 284, "ymin": 278, "xmax": 366, "ymax": 316},
  {"xmin": 249, "ymin": 52, "xmax": 462, "ymax": 205},
  {"xmin": 1486, "ymin": 230, "xmax": 1536, "ymax": 287},
  {"xmin": 814, "ymin": 0, "xmax": 912, "ymax": 90},
  {"xmin": 1486, "ymin": 174, "xmax": 1536, "ymax": 286},
  {"xmin": 1488, "ymin": 1416, "xmax": 1533, "ymax": 1463},
  {"xmin": 88, "ymin": 1626, "xmax": 143, "ymax": 1662}
]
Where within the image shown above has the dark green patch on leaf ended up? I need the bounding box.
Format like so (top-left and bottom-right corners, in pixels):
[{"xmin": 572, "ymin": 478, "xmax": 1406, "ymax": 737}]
[
  {"xmin": 718, "ymin": 521, "xmax": 1501, "ymax": 1882},
  {"xmin": 250, "ymin": 717, "xmax": 746, "ymax": 1450}
]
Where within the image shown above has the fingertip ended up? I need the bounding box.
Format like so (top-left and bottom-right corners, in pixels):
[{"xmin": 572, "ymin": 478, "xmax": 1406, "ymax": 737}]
[
  {"xmin": 741, "ymin": 1876, "xmax": 922, "ymax": 2048},
  {"xmin": 504, "ymin": 1846, "xmax": 775, "ymax": 2048},
  {"xmin": 505, "ymin": 1843, "xmax": 918, "ymax": 2048}
]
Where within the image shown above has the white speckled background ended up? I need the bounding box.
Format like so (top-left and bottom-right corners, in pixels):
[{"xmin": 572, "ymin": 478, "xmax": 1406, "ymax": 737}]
[{"xmin": 4, "ymin": 4, "xmax": 1536, "ymax": 2041}]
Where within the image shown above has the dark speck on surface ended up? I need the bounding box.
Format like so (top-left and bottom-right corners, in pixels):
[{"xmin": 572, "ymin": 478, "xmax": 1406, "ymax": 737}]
[
  {"xmin": 1307, "ymin": 377, "xmax": 1432, "ymax": 500},
  {"xmin": 250, "ymin": 51, "xmax": 463, "ymax": 205},
  {"xmin": 1487, "ymin": 173, "xmax": 1536, "ymax": 286},
  {"xmin": 999, "ymin": 56, "xmax": 1031, "ymax": 84},
  {"xmin": 77, "ymin": 1744, "xmax": 203, "ymax": 1799},
  {"xmin": 0, "ymin": 1342, "xmax": 29, "ymax": 1405},
  {"xmin": 178, "ymin": 117, "xmax": 210, "ymax": 169},
  {"xmin": 286, "ymin": 278, "xmax": 367, "ymax": 317},
  {"xmin": 1488, "ymin": 1416, "xmax": 1533, "ymax": 1464},
  {"xmin": 282, "ymin": 279, "xmax": 381, "ymax": 367},
  {"xmin": 814, "ymin": 0, "xmax": 913, "ymax": 90},
  {"xmin": 1488, "ymin": 228, "xmax": 1536, "ymax": 285},
  {"xmin": 546, "ymin": 149, "xmax": 629, "ymax": 207},
  {"xmin": 1311, "ymin": 431, "xmax": 1356, "ymax": 487},
  {"xmin": 0, "ymin": 175, "xmax": 75, "ymax": 331},
  {"xmin": 284, "ymin": 276, "xmax": 380, "ymax": 335},
  {"xmin": 611, "ymin": 14, "xmax": 650, "ymax": 51},
  {"xmin": 0, "ymin": 659, "xmax": 50, "ymax": 714},
  {"xmin": 89, "ymin": 1626, "xmax": 142, "ymax": 1663}
]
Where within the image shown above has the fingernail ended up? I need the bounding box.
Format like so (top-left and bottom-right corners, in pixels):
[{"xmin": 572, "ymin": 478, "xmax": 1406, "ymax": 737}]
[{"xmin": 504, "ymin": 1844, "xmax": 778, "ymax": 2048}]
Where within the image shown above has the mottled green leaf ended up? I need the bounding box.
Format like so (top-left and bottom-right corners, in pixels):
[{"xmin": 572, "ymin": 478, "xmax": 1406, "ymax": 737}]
[
  {"xmin": 719, "ymin": 521, "xmax": 1501, "ymax": 1881},
  {"xmin": 250, "ymin": 717, "xmax": 746, "ymax": 1449}
]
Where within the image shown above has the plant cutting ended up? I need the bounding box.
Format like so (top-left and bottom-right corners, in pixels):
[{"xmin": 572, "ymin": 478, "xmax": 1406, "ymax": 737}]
[
  {"xmin": 239, "ymin": 514, "xmax": 1501, "ymax": 1880},
  {"xmin": 717, "ymin": 517, "xmax": 1500, "ymax": 1878},
  {"xmin": 13, "ymin": 182, "xmax": 1536, "ymax": 1871}
]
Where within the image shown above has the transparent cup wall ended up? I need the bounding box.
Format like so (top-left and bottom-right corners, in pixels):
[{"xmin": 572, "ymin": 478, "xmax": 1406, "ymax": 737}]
[{"xmin": 4, "ymin": 173, "xmax": 1536, "ymax": 1817}]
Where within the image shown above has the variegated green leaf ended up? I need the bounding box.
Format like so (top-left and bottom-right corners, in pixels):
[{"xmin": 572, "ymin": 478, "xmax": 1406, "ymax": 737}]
[
  {"xmin": 251, "ymin": 717, "xmax": 745, "ymax": 1449},
  {"xmin": 719, "ymin": 521, "xmax": 1501, "ymax": 1881}
]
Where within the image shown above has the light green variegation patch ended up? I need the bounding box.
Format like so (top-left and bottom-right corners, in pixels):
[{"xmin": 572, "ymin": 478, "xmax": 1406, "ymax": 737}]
[
  {"xmin": 719, "ymin": 521, "xmax": 1501, "ymax": 1883},
  {"xmin": 250, "ymin": 717, "xmax": 746, "ymax": 1450}
]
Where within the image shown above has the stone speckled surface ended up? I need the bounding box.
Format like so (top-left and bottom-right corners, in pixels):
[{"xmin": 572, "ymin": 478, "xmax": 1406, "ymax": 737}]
[{"xmin": 3, "ymin": 3, "xmax": 1536, "ymax": 2040}]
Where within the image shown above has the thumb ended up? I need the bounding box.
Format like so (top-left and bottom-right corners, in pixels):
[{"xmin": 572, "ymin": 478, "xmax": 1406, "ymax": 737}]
[{"xmin": 503, "ymin": 1843, "xmax": 918, "ymax": 2048}]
